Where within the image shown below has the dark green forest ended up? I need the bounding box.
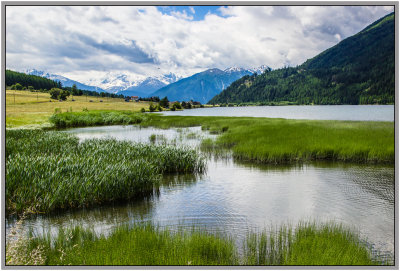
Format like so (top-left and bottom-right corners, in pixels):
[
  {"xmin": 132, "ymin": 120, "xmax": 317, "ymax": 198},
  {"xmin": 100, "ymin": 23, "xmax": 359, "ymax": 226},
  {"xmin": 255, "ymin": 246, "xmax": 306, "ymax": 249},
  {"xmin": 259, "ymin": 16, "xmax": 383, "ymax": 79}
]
[
  {"xmin": 6, "ymin": 70, "xmax": 61, "ymax": 90},
  {"xmin": 209, "ymin": 13, "xmax": 395, "ymax": 105}
]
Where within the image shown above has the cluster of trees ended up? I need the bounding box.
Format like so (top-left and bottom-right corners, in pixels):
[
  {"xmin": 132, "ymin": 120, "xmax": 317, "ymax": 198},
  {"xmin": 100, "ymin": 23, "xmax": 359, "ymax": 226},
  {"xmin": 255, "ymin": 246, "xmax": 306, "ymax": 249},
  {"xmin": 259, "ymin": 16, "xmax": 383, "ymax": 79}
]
[
  {"xmin": 147, "ymin": 96, "xmax": 203, "ymax": 112},
  {"xmin": 139, "ymin": 96, "xmax": 160, "ymax": 102},
  {"xmin": 49, "ymin": 88, "xmax": 70, "ymax": 100},
  {"xmin": 210, "ymin": 13, "xmax": 394, "ymax": 105}
]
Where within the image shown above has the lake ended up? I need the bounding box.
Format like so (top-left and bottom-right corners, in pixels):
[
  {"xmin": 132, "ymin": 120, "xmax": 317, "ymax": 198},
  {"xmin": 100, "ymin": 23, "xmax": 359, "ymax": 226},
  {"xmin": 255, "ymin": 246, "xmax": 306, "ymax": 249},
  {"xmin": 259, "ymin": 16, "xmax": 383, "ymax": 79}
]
[
  {"xmin": 7, "ymin": 125, "xmax": 394, "ymax": 262},
  {"xmin": 160, "ymin": 105, "xmax": 394, "ymax": 121}
]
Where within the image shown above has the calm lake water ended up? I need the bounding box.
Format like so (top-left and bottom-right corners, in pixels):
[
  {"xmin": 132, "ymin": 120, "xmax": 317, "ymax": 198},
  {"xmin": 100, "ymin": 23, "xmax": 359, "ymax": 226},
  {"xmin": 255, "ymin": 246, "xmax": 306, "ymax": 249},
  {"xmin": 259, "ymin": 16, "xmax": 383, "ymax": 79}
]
[
  {"xmin": 7, "ymin": 125, "xmax": 394, "ymax": 261},
  {"xmin": 161, "ymin": 105, "xmax": 394, "ymax": 121}
]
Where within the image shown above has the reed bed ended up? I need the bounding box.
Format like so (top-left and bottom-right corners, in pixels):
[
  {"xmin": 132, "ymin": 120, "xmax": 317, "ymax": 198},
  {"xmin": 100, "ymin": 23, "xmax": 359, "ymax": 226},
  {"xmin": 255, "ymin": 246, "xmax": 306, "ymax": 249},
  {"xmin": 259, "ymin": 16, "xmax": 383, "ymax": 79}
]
[
  {"xmin": 8, "ymin": 222, "xmax": 382, "ymax": 266},
  {"xmin": 49, "ymin": 110, "xmax": 148, "ymax": 128},
  {"xmin": 141, "ymin": 115, "xmax": 394, "ymax": 164},
  {"xmin": 6, "ymin": 129, "xmax": 205, "ymax": 214},
  {"xmin": 244, "ymin": 222, "xmax": 383, "ymax": 265}
]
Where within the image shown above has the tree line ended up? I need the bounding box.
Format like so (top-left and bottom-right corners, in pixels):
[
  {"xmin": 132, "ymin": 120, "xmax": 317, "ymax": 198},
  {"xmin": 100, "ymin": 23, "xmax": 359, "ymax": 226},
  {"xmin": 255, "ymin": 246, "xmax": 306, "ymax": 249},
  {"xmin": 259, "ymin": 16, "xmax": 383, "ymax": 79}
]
[{"xmin": 6, "ymin": 70, "xmax": 126, "ymax": 100}]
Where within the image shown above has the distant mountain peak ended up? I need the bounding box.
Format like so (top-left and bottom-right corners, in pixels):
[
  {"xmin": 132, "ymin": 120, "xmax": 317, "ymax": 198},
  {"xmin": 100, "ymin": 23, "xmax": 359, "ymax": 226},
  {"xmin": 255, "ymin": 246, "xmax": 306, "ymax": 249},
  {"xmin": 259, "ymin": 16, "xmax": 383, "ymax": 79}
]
[{"xmin": 224, "ymin": 66, "xmax": 245, "ymax": 73}]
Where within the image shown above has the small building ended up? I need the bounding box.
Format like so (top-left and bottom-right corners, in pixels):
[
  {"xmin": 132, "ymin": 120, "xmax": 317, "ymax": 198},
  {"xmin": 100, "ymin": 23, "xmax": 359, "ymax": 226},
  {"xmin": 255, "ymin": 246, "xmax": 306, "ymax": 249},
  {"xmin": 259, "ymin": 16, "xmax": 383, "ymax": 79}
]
[{"xmin": 131, "ymin": 96, "xmax": 139, "ymax": 102}]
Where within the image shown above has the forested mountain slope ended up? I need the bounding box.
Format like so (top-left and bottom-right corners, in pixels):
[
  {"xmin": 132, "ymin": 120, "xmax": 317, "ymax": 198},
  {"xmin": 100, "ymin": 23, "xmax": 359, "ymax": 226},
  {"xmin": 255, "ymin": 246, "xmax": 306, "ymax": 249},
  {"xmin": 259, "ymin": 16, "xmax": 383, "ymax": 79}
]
[{"xmin": 209, "ymin": 13, "xmax": 394, "ymax": 105}]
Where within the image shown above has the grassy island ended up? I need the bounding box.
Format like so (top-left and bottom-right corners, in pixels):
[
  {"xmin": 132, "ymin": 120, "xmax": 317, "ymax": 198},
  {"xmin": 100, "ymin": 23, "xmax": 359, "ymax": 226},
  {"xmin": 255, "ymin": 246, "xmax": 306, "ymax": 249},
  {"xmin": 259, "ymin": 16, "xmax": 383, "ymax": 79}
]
[{"xmin": 140, "ymin": 115, "xmax": 394, "ymax": 164}]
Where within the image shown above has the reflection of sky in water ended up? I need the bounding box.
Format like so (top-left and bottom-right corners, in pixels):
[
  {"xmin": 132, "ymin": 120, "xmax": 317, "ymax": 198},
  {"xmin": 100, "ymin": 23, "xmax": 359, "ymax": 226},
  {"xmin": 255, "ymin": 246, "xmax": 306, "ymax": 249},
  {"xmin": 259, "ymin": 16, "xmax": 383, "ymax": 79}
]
[
  {"xmin": 7, "ymin": 125, "xmax": 394, "ymax": 261},
  {"xmin": 64, "ymin": 125, "xmax": 215, "ymax": 149}
]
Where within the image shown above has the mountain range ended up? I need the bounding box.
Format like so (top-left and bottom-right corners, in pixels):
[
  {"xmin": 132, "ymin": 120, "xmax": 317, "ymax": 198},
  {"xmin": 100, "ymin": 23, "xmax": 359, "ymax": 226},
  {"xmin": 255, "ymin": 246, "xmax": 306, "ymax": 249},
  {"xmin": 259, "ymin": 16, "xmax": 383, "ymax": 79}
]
[
  {"xmin": 152, "ymin": 66, "xmax": 270, "ymax": 103},
  {"xmin": 210, "ymin": 12, "xmax": 394, "ymax": 105},
  {"xmin": 25, "ymin": 65, "xmax": 269, "ymax": 102}
]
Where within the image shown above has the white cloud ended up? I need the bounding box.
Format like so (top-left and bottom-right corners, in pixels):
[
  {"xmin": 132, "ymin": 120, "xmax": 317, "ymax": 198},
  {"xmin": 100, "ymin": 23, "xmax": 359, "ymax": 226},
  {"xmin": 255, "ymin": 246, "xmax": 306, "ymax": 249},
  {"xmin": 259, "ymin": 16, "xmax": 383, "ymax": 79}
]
[{"xmin": 6, "ymin": 5, "xmax": 394, "ymax": 84}]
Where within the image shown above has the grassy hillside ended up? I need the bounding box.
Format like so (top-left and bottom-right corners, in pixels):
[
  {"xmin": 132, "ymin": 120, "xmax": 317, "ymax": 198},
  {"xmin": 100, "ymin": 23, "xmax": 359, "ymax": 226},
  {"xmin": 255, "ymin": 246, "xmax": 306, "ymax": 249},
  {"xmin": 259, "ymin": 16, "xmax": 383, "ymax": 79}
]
[
  {"xmin": 209, "ymin": 13, "xmax": 394, "ymax": 105},
  {"xmin": 6, "ymin": 89, "xmax": 150, "ymax": 128}
]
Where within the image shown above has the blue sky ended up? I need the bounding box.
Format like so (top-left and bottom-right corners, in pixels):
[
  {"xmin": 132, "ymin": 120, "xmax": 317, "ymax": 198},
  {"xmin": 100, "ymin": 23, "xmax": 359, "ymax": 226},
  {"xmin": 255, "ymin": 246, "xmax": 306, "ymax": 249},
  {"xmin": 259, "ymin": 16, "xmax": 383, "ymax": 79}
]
[
  {"xmin": 157, "ymin": 6, "xmax": 226, "ymax": 21},
  {"xmin": 6, "ymin": 5, "xmax": 394, "ymax": 86}
]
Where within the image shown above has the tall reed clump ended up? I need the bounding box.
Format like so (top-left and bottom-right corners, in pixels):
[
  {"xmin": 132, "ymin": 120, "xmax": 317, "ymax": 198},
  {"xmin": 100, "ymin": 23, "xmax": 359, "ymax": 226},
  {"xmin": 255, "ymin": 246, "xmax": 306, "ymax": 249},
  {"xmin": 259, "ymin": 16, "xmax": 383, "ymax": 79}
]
[
  {"xmin": 243, "ymin": 222, "xmax": 382, "ymax": 265},
  {"xmin": 6, "ymin": 129, "xmax": 205, "ymax": 214},
  {"xmin": 11, "ymin": 222, "xmax": 383, "ymax": 266},
  {"xmin": 49, "ymin": 110, "xmax": 147, "ymax": 128}
]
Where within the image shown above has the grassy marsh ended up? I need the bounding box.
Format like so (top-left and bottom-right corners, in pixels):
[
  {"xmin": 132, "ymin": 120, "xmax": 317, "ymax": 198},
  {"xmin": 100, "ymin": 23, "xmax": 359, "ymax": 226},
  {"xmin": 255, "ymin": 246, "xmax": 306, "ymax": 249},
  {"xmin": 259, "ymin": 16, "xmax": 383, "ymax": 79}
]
[
  {"xmin": 6, "ymin": 129, "xmax": 205, "ymax": 214},
  {"xmin": 7, "ymin": 222, "xmax": 382, "ymax": 266},
  {"xmin": 141, "ymin": 115, "xmax": 394, "ymax": 164}
]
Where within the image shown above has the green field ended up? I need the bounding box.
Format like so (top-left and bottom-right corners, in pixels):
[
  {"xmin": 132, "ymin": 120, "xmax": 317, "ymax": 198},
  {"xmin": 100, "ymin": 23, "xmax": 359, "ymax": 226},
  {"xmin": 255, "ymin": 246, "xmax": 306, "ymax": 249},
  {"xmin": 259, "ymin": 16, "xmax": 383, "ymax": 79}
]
[
  {"xmin": 6, "ymin": 221, "xmax": 382, "ymax": 266},
  {"xmin": 5, "ymin": 90, "xmax": 151, "ymax": 128}
]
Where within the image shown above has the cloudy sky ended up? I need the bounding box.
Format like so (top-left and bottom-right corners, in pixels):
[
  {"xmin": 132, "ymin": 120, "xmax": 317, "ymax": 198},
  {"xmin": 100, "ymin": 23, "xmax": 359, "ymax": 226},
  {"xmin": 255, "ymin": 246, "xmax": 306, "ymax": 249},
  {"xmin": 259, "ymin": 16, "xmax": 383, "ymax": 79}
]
[{"xmin": 6, "ymin": 5, "xmax": 394, "ymax": 84}]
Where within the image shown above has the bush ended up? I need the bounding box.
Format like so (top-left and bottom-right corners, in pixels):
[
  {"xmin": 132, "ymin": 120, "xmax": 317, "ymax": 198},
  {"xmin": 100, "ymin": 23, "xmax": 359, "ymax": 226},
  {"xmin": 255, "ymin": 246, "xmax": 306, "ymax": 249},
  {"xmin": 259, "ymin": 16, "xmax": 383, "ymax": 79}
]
[
  {"xmin": 172, "ymin": 102, "xmax": 182, "ymax": 109},
  {"xmin": 10, "ymin": 83, "xmax": 23, "ymax": 90},
  {"xmin": 149, "ymin": 103, "xmax": 156, "ymax": 112},
  {"xmin": 50, "ymin": 88, "xmax": 70, "ymax": 100}
]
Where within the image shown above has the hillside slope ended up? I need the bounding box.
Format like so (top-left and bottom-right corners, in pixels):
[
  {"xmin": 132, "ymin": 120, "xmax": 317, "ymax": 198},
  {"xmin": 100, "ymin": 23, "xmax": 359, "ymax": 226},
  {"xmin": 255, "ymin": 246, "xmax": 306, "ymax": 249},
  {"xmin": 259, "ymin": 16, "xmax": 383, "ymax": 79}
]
[{"xmin": 209, "ymin": 13, "xmax": 394, "ymax": 105}]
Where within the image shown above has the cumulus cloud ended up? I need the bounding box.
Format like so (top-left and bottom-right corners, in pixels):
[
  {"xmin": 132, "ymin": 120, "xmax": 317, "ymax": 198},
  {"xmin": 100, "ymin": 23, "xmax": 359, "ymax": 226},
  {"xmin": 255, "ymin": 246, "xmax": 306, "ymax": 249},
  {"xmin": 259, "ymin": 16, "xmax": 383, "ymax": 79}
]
[{"xmin": 5, "ymin": 5, "xmax": 393, "ymax": 84}]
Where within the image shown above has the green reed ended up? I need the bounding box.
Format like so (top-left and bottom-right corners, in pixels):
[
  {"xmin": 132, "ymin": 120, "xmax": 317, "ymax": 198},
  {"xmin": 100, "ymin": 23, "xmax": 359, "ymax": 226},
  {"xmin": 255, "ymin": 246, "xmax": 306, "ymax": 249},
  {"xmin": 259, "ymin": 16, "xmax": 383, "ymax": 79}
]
[
  {"xmin": 10, "ymin": 222, "xmax": 383, "ymax": 266},
  {"xmin": 49, "ymin": 110, "xmax": 147, "ymax": 128},
  {"xmin": 6, "ymin": 129, "xmax": 205, "ymax": 214},
  {"xmin": 141, "ymin": 115, "xmax": 394, "ymax": 164}
]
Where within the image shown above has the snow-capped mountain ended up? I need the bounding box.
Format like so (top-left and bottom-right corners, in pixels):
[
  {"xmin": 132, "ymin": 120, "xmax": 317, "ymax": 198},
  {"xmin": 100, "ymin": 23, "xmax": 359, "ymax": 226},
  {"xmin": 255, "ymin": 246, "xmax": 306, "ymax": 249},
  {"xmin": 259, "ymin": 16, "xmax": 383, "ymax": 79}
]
[
  {"xmin": 151, "ymin": 65, "xmax": 270, "ymax": 104},
  {"xmin": 26, "ymin": 69, "xmax": 106, "ymax": 93},
  {"xmin": 24, "ymin": 65, "xmax": 269, "ymax": 100},
  {"xmin": 224, "ymin": 65, "xmax": 271, "ymax": 75},
  {"xmin": 86, "ymin": 72, "xmax": 183, "ymax": 96},
  {"xmin": 249, "ymin": 65, "xmax": 272, "ymax": 74},
  {"xmin": 25, "ymin": 69, "xmax": 183, "ymax": 97}
]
